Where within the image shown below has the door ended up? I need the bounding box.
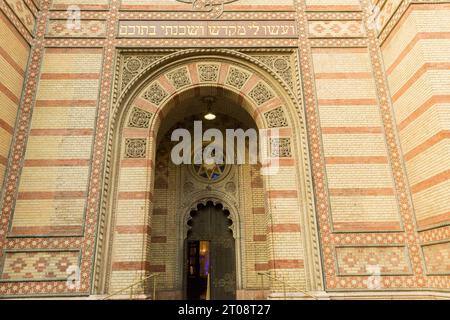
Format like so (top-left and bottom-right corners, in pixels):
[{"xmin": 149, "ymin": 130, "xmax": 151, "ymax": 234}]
[{"xmin": 185, "ymin": 203, "xmax": 236, "ymax": 300}]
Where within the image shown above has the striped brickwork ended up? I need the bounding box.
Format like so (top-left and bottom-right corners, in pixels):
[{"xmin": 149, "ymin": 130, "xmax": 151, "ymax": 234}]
[
  {"xmin": 381, "ymin": 2, "xmax": 450, "ymax": 287},
  {"xmin": 10, "ymin": 48, "xmax": 103, "ymax": 237},
  {"xmin": 0, "ymin": 0, "xmax": 449, "ymax": 298},
  {"xmin": 312, "ymin": 47, "xmax": 402, "ymax": 233},
  {"xmin": 243, "ymin": 164, "xmax": 268, "ymax": 289},
  {"xmin": 295, "ymin": 0, "xmax": 445, "ymax": 292},
  {"xmin": 0, "ymin": 10, "xmax": 30, "ymax": 191},
  {"xmin": 382, "ymin": 3, "xmax": 450, "ymax": 231}
]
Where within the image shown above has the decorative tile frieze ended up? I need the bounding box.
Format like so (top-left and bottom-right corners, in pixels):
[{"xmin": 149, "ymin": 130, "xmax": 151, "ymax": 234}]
[
  {"xmin": 0, "ymin": 251, "xmax": 80, "ymax": 281},
  {"xmin": 46, "ymin": 19, "xmax": 106, "ymax": 38},
  {"xmin": 308, "ymin": 20, "xmax": 366, "ymax": 38},
  {"xmin": 335, "ymin": 246, "xmax": 412, "ymax": 276}
]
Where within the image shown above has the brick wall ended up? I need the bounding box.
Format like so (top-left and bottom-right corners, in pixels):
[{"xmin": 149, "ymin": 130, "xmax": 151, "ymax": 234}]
[
  {"xmin": 0, "ymin": 9, "xmax": 30, "ymax": 189},
  {"xmin": 148, "ymin": 139, "xmax": 270, "ymax": 297},
  {"xmin": 1, "ymin": 0, "xmax": 449, "ymax": 298},
  {"xmin": 10, "ymin": 48, "xmax": 102, "ymax": 237},
  {"xmin": 312, "ymin": 47, "xmax": 402, "ymax": 232},
  {"xmin": 381, "ymin": 2, "xmax": 450, "ymax": 288}
]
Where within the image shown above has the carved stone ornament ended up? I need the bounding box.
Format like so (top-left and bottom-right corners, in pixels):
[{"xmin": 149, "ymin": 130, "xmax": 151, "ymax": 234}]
[
  {"xmin": 198, "ymin": 63, "xmax": 220, "ymax": 82},
  {"xmin": 270, "ymin": 138, "xmax": 292, "ymax": 158},
  {"xmin": 176, "ymin": 0, "xmax": 238, "ymax": 19},
  {"xmin": 143, "ymin": 82, "xmax": 168, "ymax": 106},
  {"xmin": 120, "ymin": 55, "xmax": 163, "ymax": 94},
  {"xmin": 166, "ymin": 67, "xmax": 192, "ymax": 89},
  {"xmin": 264, "ymin": 106, "xmax": 288, "ymax": 128},
  {"xmin": 253, "ymin": 55, "xmax": 293, "ymax": 88},
  {"xmin": 128, "ymin": 107, "xmax": 153, "ymax": 128},
  {"xmin": 249, "ymin": 82, "xmax": 274, "ymax": 106},
  {"xmin": 225, "ymin": 66, "xmax": 250, "ymax": 89},
  {"xmin": 125, "ymin": 138, "xmax": 147, "ymax": 158}
]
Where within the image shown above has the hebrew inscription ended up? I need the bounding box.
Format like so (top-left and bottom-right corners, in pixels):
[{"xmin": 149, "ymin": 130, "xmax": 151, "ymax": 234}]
[{"xmin": 118, "ymin": 21, "xmax": 298, "ymax": 38}]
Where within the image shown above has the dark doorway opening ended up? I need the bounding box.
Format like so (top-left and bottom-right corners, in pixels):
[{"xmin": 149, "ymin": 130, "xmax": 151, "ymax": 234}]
[
  {"xmin": 185, "ymin": 202, "xmax": 236, "ymax": 300},
  {"xmin": 186, "ymin": 240, "xmax": 210, "ymax": 300}
]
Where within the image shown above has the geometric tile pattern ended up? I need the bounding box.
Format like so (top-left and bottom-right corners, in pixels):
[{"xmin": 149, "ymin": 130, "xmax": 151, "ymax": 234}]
[
  {"xmin": 165, "ymin": 66, "xmax": 191, "ymax": 89},
  {"xmin": 124, "ymin": 138, "xmax": 147, "ymax": 158},
  {"xmin": 143, "ymin": 82, "xmax": 168, "ymax": 106},
  {"xmin": 422, "ymin": 242, "xmax": 450, "ymax": 275},
  {"xmin": 336, "ymin": 246, "xmax": 412, "ymax": 276},
  {"xmin": 308, "ymin": 20, "xmax": 365, "ymax": 38},
  {"xmin": 5, "ymin": 0, "xmax": 35, "ymax": 34},
  {"xmin": 270, "ymin": 138, "xmax": 292, "ymax": 158},
  {"xmin": 0, "ymin": 251, "xmax": 79, "ymax": 281},
  {"xmin": 46, "ymin": 19, "xmax": 107, "ymax": 38},
  {"xmin": 225, "ymin": 66, "xmax": 250, "ymax": 89}
]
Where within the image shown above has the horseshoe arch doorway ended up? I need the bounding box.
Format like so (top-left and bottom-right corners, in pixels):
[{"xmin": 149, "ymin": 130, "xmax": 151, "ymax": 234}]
[{"xmin": 185, "ymin": 202, "xmax": 236, "ymax": 300}]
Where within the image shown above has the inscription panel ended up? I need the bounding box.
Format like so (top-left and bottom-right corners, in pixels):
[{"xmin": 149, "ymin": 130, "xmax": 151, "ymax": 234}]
[{"xmin": 118, "ymin": 20, "xmax": 298, "ymax": 38}]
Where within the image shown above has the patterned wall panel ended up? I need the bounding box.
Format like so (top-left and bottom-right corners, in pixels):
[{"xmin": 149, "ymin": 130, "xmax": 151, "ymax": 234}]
[
  {"xmin": 422, "ymin": 242, "xmax": 450, "ymax": 275},
  {"xmin": 0, "ymin": 251, "xmax": 80, "ymax": 281},
  {"xmin": 46, "ymin": 19, "xmax": 107, "ymax": 38},
  {"xmin": 336, "ymin": 246, "xmax": 412, "ymax": 276},
  {"xmin": 5, "ymin": 0, "xmax": 35, "ymax": 35},
  {"xmin": 308, "ymin": 20, "xmax": 365, "ymax": 38}
]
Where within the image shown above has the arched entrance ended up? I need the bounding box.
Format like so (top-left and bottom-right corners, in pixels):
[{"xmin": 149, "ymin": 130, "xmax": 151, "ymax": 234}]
[
  {"xmin": 185, "ymin": 202, "xmax": 235, "ymax": 300},
  {"xmin": 152, "ymin": 94, "xmax": 254, "ymax": 299},
  {"xmin": 94, "ymin": 49, "xmax": 324, "ymax": 299}
]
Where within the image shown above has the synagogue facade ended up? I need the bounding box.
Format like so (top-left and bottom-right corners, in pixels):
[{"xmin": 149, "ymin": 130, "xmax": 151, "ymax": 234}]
[{"xmin": 0, "ymin": 0, "xmax": 449, "ymax": 299}]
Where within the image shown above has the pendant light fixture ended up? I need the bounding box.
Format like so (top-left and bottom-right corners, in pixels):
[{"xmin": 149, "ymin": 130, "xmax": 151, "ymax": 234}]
[{"xmin": 202, "ymin": 96, "xmax": 216, "ymax": 121}]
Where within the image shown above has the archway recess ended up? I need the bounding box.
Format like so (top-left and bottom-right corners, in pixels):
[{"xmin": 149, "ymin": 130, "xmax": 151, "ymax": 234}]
[{"xmin": 95, "ymin": 49, "xmax": 324, "ymax": 299}]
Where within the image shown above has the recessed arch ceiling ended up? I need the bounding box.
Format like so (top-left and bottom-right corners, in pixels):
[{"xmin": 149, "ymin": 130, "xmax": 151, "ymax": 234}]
[{"xmin": 157, "ymin": 90, "xmax": 257, "ymax": 145}]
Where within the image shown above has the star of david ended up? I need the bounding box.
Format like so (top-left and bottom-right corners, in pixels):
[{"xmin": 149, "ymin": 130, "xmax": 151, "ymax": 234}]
[{"xmin": 193, "ymin": 160, "xmax": 226, "ymax": 181}]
